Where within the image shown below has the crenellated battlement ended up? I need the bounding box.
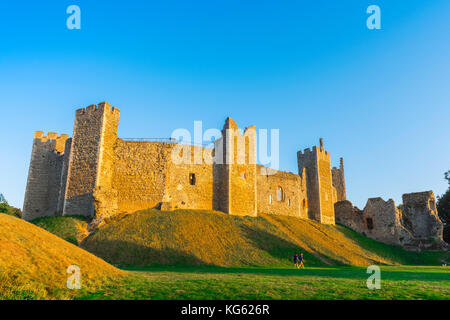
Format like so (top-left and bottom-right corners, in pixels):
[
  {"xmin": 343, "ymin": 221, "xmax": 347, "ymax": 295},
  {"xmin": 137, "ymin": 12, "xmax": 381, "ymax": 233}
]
[
  {"xmin": 34, "ymin": 131, "xmax": 69, "ymax": 141},
  {"xmin": 297, "ymin": 144, "xmax": 329, "ymax": 159},
  {"xmin": 33, "ymin": 131, "xmax": 69, "ymax": 154},
  {"xmin": 75, "ymin": 102, "xmax": 120, "ymax": 117}
]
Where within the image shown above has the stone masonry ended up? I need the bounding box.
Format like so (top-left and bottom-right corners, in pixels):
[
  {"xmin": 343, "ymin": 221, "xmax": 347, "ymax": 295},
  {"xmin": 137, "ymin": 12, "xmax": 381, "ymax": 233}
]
[
  {"xmin": 23, "ymin": 101, "xmax": 346, "ymax": 227},
  {"xmin": 335, "ymin": 191, "xmax": 446, "ymax": 250}
]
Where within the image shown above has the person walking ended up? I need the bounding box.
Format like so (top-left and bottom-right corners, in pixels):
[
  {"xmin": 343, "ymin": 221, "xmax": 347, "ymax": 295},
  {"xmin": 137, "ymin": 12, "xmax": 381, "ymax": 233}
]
[
  {"xmin": 298, "ymin": 253, "xmax": 305, "ymax": 269},
  {"xmin": 293, "ymin": 253, "xmax": 299, "ymax": 268}
]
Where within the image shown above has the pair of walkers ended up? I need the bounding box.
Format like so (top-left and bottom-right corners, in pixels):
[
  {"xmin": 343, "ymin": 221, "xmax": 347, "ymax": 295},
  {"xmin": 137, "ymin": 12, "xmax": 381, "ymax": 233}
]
[{"xmin": 293, "ymin": 253, "xmax": 305, "ymax": 269}]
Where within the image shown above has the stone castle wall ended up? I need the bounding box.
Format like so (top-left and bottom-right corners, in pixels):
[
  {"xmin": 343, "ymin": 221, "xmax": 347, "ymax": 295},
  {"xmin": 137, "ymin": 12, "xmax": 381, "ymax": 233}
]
[
  {"xmin": 256, "ymin": 166, "xmax": 308, "ymax": 218},
  {"xmin": 165, "ymin": 144, "xmax": 214, "ymax": 211},
  {"xmin": 23, "ymin": 101, "xmax": 447, "ymax": 251},
  {"xmin": 23, "ymin": 102, "xmax": 348, "ymax": 228},
  {"xmin": 112, "ymin": 140, "xmax": 171, "ymax": 213}
]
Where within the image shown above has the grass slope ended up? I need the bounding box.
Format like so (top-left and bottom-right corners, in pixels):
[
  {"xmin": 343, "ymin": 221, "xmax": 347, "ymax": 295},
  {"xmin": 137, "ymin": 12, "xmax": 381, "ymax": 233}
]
[
  {"xmin": 80, "ymin": 209, "xmax": 448, "ymax": 268},
  {"xmin": 0, "ymin": 213, "xmax": 124, "ymax": 300},
  {"xmin": 31, "ymin": 215, "xmax": 89, "ymax": 245}
]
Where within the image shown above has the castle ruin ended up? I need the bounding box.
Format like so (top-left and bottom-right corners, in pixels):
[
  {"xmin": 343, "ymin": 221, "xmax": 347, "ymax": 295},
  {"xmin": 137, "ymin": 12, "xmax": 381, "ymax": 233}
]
[
  {"xmin": 335, "ymin": 192, "xmax": 446, "ymax": 250},
  {"xmin": 23, "ymin": 102, "xmax": 345, "ymax": 225},
  {"xmin": 22, "ymin": 101, "xmax": 445, "ymax": 250}
]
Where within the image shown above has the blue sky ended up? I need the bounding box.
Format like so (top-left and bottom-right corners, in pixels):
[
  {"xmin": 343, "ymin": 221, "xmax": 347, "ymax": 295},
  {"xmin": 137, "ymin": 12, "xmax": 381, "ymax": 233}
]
[{"xmin": 1, "ymin": 1, "xmax": 449, "ymax": 208}]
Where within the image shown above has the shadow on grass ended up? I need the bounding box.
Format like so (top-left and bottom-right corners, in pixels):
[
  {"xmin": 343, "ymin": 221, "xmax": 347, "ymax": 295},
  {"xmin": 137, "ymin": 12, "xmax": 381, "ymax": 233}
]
[
  {"xmin": 82, "ymin": 226, "xmax": 331, "ymax": 268},
  {"xmin": 240, "ymin": 225, "xmax": 325, "ymax": 266},
  {"xmin": 82, "ymin": 240, "xmax": 212, "ymax": 267}
]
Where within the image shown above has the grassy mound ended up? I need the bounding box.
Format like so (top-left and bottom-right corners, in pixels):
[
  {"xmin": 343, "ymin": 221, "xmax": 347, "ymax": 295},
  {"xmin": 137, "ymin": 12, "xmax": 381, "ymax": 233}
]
[
  {"xmin": 31, "ymin": 215, "xmax": 89, "ymax": 245},
  {"xmin": 80, "ymin": 209, "xmax": 447, "ymax": 267},
  {"xmin": 0, "ymin": 213, "xmax": 124, "ymax": 300}
]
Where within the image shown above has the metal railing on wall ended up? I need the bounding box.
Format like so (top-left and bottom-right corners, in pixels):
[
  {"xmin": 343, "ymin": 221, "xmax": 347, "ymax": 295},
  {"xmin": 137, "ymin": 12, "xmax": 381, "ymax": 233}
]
[
  {"xmin": 121, "ymin": 137, "xmax": 214, "ymax": 148},
  {"xmin": 121, "ymin": 138, "xmax": 177, "ymax": 142}
]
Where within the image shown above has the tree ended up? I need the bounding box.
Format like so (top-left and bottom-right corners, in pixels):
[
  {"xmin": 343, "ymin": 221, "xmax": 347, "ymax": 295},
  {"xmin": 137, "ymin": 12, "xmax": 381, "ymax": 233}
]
[
  {"xmin": 0, "ymin": 193, "xmax": 21, "ymax": 218},
  {"xmin": 437, "ymin": 170, "xmax": 450, "ymax": 243}
]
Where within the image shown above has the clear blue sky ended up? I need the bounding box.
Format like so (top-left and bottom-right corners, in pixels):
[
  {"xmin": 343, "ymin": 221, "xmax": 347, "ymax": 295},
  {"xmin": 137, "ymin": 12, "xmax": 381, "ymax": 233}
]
[{"xmin": 1, "ymin": 1, "xmax": 449, "ymax": 209}]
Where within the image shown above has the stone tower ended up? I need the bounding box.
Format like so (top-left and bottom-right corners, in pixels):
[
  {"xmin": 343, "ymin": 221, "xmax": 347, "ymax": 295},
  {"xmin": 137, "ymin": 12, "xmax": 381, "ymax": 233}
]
[
  {"xmin": 22, "ymin": 132, "xmax": 69, "ymax": 220},
  {"xmin": 62, "ymin": 102, "xmax": 120, "ymax": 217},
  {"xmin": 213, "ymin": 117, "xmax": 257, "ymax": 216},
  {"xmin": 297, "ymin": 138, "xmax": 336, "ymax": 224},
  {"xmin": 332, "ymin": 157, "xmax": 346, "ymax": 202}
]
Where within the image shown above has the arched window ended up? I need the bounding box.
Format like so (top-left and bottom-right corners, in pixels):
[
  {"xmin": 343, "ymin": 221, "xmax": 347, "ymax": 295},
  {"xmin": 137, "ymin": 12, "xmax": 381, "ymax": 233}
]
[
  {"xmin": 276, "ymin": 187, "xmax": 283, "ymax": 201},
  {"xmin": 366, "ymin": 217, "xmax": 374, "ymax": 230},
  {"xmin": 269, "ymin": 194, "xmax": 273, "ymax": 204}
]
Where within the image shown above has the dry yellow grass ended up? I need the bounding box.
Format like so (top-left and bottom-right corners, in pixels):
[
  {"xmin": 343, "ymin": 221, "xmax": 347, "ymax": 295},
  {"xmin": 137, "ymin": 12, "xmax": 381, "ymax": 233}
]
[
  {"xmin": 262, "ymin": 214, "xmax": 394, "ymax": 266},
  {"xmin": 0, "ymin": 213, "xmax": 124, "ymax": 300},
  {"xmin": 82, "ymin": 209, "xmax": 434, "ymax": 268}
]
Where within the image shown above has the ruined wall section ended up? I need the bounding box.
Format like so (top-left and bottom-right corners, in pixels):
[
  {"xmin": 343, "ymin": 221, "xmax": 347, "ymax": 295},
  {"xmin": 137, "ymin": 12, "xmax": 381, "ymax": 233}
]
[
  {"xmin": 23, "ymin": 132, "xmax": 69, "ymax": 220},
  {"xmin": 334, "ymin": 200, "xmax": 363, "ymax": 231},
  {"xmin": 63, "ymin": 103, "xmax": 120, "ymax": 218},
  {"xmin": 335, "ymin": 198, "xmax": 413, "ymax": 246},
  {"xmin": 402, "ymin": 191, "xmax": 444, "ymax": 241},
  {"xmin": 356, "ymin": 198, "xmax": 411, "ymax": 245},
  {"xmin": 256, "ymin": 166, "xmax": 307, "ymax": 218},
  {"xmin": 332, "ymin": 158, "xmax": 346, "ymax": 202},
  {"xmin": 336, "ymin": 192, "xmax": 446, "ymax": 250}
]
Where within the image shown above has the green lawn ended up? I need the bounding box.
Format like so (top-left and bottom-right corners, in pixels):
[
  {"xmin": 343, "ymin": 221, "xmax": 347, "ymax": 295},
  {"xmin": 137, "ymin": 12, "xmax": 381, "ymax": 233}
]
[{"xmin": 77, "ymin": 265, "xmax": 450, "ymax": 300}]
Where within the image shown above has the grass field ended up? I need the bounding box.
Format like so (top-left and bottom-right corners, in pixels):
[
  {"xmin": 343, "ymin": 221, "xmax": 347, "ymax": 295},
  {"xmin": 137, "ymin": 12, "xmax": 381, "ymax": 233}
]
[
  {"xmin": 2, "ymin": 211, "xmax": 448, "ymax": 300},
  {"xmin": 78, "ymin": 265, "xmax": 450, "ymax": 300}
]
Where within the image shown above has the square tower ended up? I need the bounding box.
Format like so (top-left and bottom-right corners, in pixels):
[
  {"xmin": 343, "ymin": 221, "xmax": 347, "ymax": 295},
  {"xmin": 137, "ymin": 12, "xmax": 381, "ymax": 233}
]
[
  {"xmin": 62, "ymin": 102, "xmax": 120, "ymax": 217},
  {"xmin": 213, "ymin": 117, "xmax": 257, "ymax": 216},
  {"xmin": 297, "ymin": 138, "xmax": 336, "ymax": 224}
]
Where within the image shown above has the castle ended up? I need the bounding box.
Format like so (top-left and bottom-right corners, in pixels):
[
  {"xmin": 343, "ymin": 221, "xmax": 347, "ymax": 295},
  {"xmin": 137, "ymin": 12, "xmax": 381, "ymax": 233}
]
[
  {"xmin": 22, "ymin": 102, "xmax": 346, "ymax": 225},
  {"xmin": 22, "ymin": 101, "xmax": 445, "ymax": 250}
]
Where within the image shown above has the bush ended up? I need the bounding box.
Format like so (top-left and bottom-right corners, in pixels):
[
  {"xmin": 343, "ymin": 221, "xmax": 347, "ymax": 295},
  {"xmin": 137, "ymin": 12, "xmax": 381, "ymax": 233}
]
[{"xmin": 0, "ymin": 194, "xmax": 21, "ymax": 218}]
